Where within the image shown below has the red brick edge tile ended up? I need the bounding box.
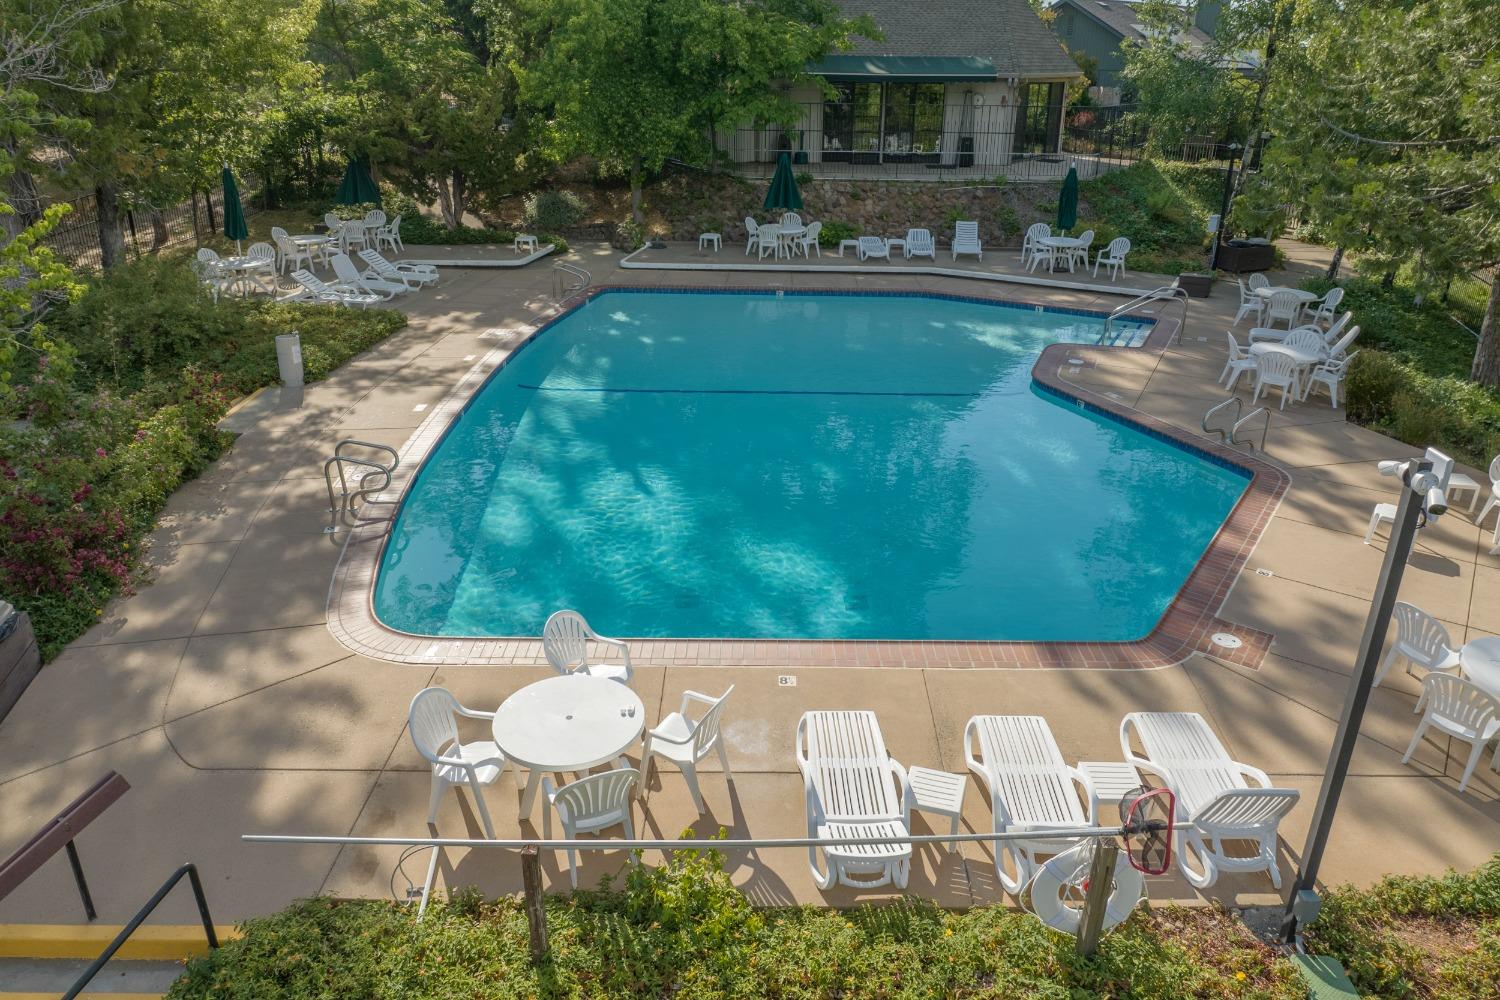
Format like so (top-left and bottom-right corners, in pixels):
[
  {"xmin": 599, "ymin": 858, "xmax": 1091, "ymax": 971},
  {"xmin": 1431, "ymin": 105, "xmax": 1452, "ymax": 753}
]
[{"xmin": 328, "ymin": 281, "xmax": 1287, "ymax": 670}]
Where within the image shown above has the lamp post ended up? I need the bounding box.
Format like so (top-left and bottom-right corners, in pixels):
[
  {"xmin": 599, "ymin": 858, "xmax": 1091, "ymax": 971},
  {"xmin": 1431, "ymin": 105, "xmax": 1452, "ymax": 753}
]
[{"xmin": 1207, "ymin": 141, "xmax": 1243, "ymax": 272}]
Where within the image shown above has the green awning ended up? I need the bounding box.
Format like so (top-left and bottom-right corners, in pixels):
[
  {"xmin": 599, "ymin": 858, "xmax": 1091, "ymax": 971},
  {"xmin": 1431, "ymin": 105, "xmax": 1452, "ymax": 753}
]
[{"xmin": 809, "ymin": 55, "xmax": 997, "ymax": 83}]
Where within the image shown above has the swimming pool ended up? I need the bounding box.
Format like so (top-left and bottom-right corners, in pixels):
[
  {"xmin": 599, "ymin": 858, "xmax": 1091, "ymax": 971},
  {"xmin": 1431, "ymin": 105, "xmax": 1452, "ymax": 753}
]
[{"xmin": 374, "ymin": 290, "xmax": 1248, "ymax": 642}]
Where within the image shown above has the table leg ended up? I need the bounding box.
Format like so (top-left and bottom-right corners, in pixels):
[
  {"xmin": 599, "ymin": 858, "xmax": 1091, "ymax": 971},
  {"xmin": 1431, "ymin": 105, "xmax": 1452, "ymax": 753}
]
[{"xmin": 519, "ymin": 768, "xmax": 543, "ymax": 817}]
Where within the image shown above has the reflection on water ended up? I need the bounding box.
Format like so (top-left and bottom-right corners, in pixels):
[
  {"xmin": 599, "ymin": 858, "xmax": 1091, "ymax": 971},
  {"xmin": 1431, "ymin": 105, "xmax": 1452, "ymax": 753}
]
[{"xmin": 375, "ymin": 292, "xmax": 1242, "ymax": 641}]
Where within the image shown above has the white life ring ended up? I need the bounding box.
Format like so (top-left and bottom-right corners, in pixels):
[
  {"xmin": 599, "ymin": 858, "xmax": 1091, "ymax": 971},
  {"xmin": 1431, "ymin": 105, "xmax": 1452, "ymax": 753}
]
[{"xmin": 1027, "ymin": 843, "xmax": 1145, "ymax": 936}]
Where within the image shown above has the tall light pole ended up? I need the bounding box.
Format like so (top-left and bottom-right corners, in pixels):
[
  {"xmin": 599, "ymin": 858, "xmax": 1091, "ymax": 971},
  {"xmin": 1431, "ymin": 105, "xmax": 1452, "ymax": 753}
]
[{"xmin": 1208, "ymin": 141, "xmax": 1242, "ymax": 272}]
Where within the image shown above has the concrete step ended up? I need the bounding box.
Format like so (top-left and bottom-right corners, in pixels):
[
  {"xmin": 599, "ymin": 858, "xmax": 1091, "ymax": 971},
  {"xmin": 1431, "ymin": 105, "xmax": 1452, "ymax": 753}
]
[{"xmin": 0, "ymin": 956, "xmax": 182, "ymax": 997}]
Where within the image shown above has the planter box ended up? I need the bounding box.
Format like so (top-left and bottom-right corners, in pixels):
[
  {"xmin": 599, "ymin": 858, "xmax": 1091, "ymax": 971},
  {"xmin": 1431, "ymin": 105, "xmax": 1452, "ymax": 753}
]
[
  {"xmin": 0, "ymin": 609, "xmax": 41, "ymax": 725},
  {"xmin": 1215, "ymin": 240, "xmax": 1276, "ymax": 273},
  {"xmin": 1175, "ymin": 272, "xmax": 1216, "ymax": 298}
]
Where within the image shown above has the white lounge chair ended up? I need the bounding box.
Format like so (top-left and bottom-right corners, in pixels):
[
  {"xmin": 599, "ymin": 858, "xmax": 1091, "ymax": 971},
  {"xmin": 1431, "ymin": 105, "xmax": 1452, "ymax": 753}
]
[
  {"xmin": 1093, "ymin": 236, "xmax": 1130, "ymax": 279},
  {"xmin": 359, "ymin": 248, "xmax": 437, "ymax": 288},
  {"xmin": 1120, "ymin": 712, "xmax": 1300, "ymax": 888},
  {"xmin": 1403, "ymin": 674, "xmax": 1500, "ymax": 793},
  {"xmin": 542, "ymin": 764, "xmax": 639, "ymax": 887},
  {"xmin": 964, "ymin": 715, "xmax": 1093, "ymax": 894},
  {"xmin": 1320, "ymin": 311, "xmax": 1353, "ymax": 347},
  {"xmin": 288, "ymin": 269, "xmax": 382, "ymax": 308},
  {"xmin": 857, "ymin": 236, "xmax": 889, "ymax": 261},
  {"xmin": 796, "ymin": 710, "xmax": 910, "ymax": 890},
  {"xmin": 1251, "ymin": 351, "xmax": 1301, "ymax": 410},
  {"xmin": 641, "ymin": 686, "xmax": 733, "ymax": 814},
  {"xmin": 408, "ymin": 687, "xmax": 508, "ymax": 838},
  {"xmin": 331, "ymin": 252, "xmax": 408, "ymax": 299},
  {"xmin": 1366, "ymin": 447, "xmax": 1455, "ymax": 545},
  {"xmin": 903, "ymin": 228, "xmax": 935, "ymax": 260},
  {"xmin": 1326, "ymin": 325, "xmax": 1360, "ymax": 359},
  {"xmin": 951, "ymin": 220, "xmax": 982, "ymax": 261},
  {"xmin": 1373, "ymin": 601, "xmax": 1460, "ymax": 687},
  {"xmin": 542, "ymin": 609, "xmax": 633, "ymax": 684}
]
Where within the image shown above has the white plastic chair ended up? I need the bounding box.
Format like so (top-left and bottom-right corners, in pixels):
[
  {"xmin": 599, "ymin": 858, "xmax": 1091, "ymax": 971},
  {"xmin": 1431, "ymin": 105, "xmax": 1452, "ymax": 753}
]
[
  {"xmin": 1067, "ymin": 229, "xmax": 1094, "ymax": 272},
  {"xmin": 408, "ymin": 687, "xmax": 507, "ymax": 838},
  {"xmin": 542, "ymin": 610, "xmax": 633, "ymax": 684},
  {"xmin": 1233, "ymin": 279, "xmax": 1264, "ymax": 326},
  {"xmin": 1248, "ymin": 273, "xmax": 1270, "ymax": 291},
  {"xmin": 1251, "ymin": 351, "xmax": 1301, "ymax": 410},
  {"xmin": 1120, "ymin": 712, "xmax": 1300, "ymax": 888},
  {"xmin": 757, "ymin": 224, "xmax": 780, "ymax": 260},
  {"xmin": 951, "ymin": 220, "xmax": 982, "ymax": 261},
  {"xmin": 1317, "ymin": 311, "xmax": 1353, "ymax": 347},
  {"xmin": 743, "ymin": 217, "xmax": 759, "ymax": 255},
  {"xmin": 193, "ymin": 248, "xmax": 230, "ymax": 302},
  {"xmin": 857, "ymin": 236, "xmax": 889, "ymax": 261},
  {"xmin": 1264, "ymin": 289, "xmax": 1304, "ymax": 329},
  {"xmin": 796, "ymin": 710, "xmax": 910, "ymax": 891},
  {"xmin": 1027, "ymin": 238, "xmax": 1056, "ymax": 273},
  {"xmin": 780, "ymin": 211, "xmax": 802, "ymax": 228},
  {"xmin": 1093, "ymin": 236, "xmax": 1130, "ymax": 279},
  {"xmin": 1305, "ymin": 286, "xmax": 1344, "ymax": 326},
  {"xmin": 1020, "ymin": 222, "xmax": 1050, "ymax": 267},
  {"xmin": 379, "ymin": 213, "xmax": 404, "ymax": 252},
  {"xmin": 1473, "ymin": 456, "xmax": 1500, "ymax": 529},
  {"xmin": 902, "ymin": 227, "xmax": 935, "ymax": 260},
  {"xmin": 331, "ymin": 251, "xmax": 408, "ymax": 298},
  {"xmin": 364, "ymin": 209, "xmax": 387, "ymax": 231},
  {"xmin": 359, "ymin": 248, "xmax": 437, "ymax": 288},
  {"xmin": 1282, "ymin": 328, "xmax": 1327, "ymax": 355},
  {"xmin": 271, "ymin": 228, "xmax": 314, "ymax": 275},
  {"xmin": 1373, "ymin": 602, "xmax": 1460, "ymax": 687},
  {"xmin": 243, "ymin": 242, "xmax": 278, "ymax": 294},
  {"xmin": 1303, "ymin": 351, "xmax": 1356, "ymax": 407},
  {"xmin": 1220, "ymin": 332, "xmax": 1257, "ymax": 391},
  {"xmin": 797, "ymin": 221, "xmax": 822, "ymax": 258},
  {"xmin": 340, "ymin": 219, "xmax": 370, "ymax": 253},
  {"xmin": 641, "ymin": 686, "xmax": 734, "ymax": 814},
  {"xmin": 1326, "ymin": 325, "xmax": 1360, "ymax": 359},
  {"xmin": 542, "ymin": 764, "xmax": 639, "ymax": 887},
  {"xmin": 1402, "ymin": 674, "xmax": 1500, "ymax": 793}
]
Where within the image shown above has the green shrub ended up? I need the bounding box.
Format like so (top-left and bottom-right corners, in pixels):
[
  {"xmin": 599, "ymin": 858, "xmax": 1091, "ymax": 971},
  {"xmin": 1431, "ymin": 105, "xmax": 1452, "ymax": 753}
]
[
  {"xmin": 326, "ymin": 201, "xmax": 379, "ymax": 221},
  {"xmin": 613, "ymin": 219, "xmax": 645, "ymax": 251},
  {"xmin": 523, "ymin": 189, "xmax": 587, "ymax": 231},
  {"xmin": 817, "ymin": 220, "xmax": 858, "ymax": 248},
  {"xmin": 1078, "ymin": 160, "xmax": 1219, "ymax": 272}
]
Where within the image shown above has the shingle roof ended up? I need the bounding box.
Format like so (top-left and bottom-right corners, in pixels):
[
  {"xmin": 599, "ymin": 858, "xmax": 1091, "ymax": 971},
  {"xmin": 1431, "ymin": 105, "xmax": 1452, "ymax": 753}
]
[
  {"xmin": 832, "ymin": 0, "xmax": 1083, "ymax": 80},
  {"xmin": 1055, "ymin": 0, "xmax": 1215, "ymax": 53}
]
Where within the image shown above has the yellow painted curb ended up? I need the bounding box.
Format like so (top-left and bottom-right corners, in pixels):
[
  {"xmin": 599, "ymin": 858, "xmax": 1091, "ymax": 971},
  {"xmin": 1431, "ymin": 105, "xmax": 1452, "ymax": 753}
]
[{"xmin": 0, "ymin": 925, "xmax": 239, "ymax": 960}]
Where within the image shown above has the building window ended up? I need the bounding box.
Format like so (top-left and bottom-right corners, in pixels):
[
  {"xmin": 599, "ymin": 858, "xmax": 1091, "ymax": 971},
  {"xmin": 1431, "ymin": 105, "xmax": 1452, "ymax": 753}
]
[
  {"xmin": 823, "ymin": 82, "xmax": 946, "ymax": 163},
  {"xmin": 1014, "ymin": 82, "xmax": 1064, "ymax": 157}
]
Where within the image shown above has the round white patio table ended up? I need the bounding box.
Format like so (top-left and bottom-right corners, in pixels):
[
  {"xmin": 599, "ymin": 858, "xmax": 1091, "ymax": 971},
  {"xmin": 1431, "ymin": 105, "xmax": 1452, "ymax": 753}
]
[
  {"xmin": 1252, "ymin": 286, "xmax": 1319, "ymax": 305},
  {"xmin": 493, "ymin": 674, "xmax": 645, "ymax": 817},
  {"xmin": 218, "ymin": 255, "xmax": 275, "ymax": 297},
  {"xmin": 290, "ymin": 233, "xmax": 330, "ymax": 264},
  {"xmin": 776, "ymin": 224, "xmax": 805, "ymax": 258},
  {"xmin": 1034, "ymin": 235, "xmax": 1087, "ymax": 272},
  {"xmin": 1460, "ymin": 637, "xmax": 1500, "ymax": 699}
]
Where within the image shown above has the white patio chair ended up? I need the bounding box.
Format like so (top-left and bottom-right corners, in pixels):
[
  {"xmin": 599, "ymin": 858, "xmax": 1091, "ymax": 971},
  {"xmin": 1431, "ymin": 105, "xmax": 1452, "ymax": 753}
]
[
  {"xmin": 287, "ymin": 269, "xmax": 382, "ymax": 308},
  {"xmin": 1402, "ymin": 674, "xmax": 1500, "ymax": 793},
  {"xmin": 331, "ymin": 251, "xmax": 408, "ymax": 299},
  {"xmin": 964, "ymin": 715, "xmax": 1093, "ymax": 894},
  {"xmin": 542, "ymin": 610, "xmax": 633, "ymax": 684},
  {"xmin": 359, "ymin": 248, "xmax": 437, "ymax": 288},
  {"xmin": 192, "ymin": 255, "xmax": 230, "ymax": 303},
  {"xmin": 797, "ymin": 221, "xmax": 822, "ymax": 258},
  {"xmin": 743, "ymin": 217, "xmax": 760, "ymax": 255},
  {"xmin": 1366, "ymin": 447, "xmax": 1456, "ymax": 546},
  {"xmin": 1067, "ymin": 229, "xmax": 1094, "ymax": 272},
  {"xmin": 1373, "ymin": 601, "xmax": 1460, "ymax": 687},
  {"xmin": 857, "ymin": 236, "xmax": 889, "ymax": 261},
  {"xmin": 1264, "ymin": 289, "xmax": 1304, "ymax": 329},
  {"xmin": 242, "ymin": 242, "xmax": 278, "ymax": 294},
  {"xmin": 1472, "ymin": 456, "xmax": 1500, "ymax": 529},
  {"xmin": 1305, "ymin": 286, "xmax": 1344, "ymax": 327},
  {"xmin": 271, "ymin": 228, "xmax": 314, "ymax": 275},
  {"xmin": 380, "ymin": 213, "xmax": 404, "ymax": 252},
  {"xmin": 364, "ymin": 209, "xmax": 386, "ymax": 231},
  {"xmin": 1282, "ymin": 328, "xmax": 1327, "ymax": 355},
  {"xmin": 1233, "ymin": 279, "xmax": 1264, "ymax": 327},
  {"xmin": 1251, "ymin": 351, "xmax": 1301, "ymax": 410},
  {"xmin": 641, "ymin": 686, "xmax": 734, "ymax": 814},
  {"xmin": 1093, "ymin": 236, "xmax": 1130, "ymax": 279},
  {"xmin": 340, "ymin": 219, "xmax": 370, "ymax": 253},
  {"xmin": 902, "ymin": 227, "xmax": 935, "ymax": 260},
  {"xmin": 1326, "ymin": 324, "xmax": 1360, "ymax": 359},
  {"xmin": 1020, "ymin": 222, "xmax": 1050, "ymax": 267},
  {"xmin": 780, "ymin": 211, "xmax": 802, "ymax": 228},
  {"xmin": 1302, "ymin": 351, "xmax": 1356, "ymax": 407},
  {"xmin": 1120, "ymin": 712, "xmax": 1300, "ymax": 888},
  {"xmin": 323, "ymin": 212, "xmax": 343, "ymax": 231},
  {"xmin": 796, "ymin": 710, "xmax": 911, "ymax": 891},
  {"xmin": 1220, "ymin": 332, "xmax": 1257, "ymax": 391},
  {"xmin": 951, "ymin": 220, "xmax": 982, "ymax": 261},
  {"xmin": 542, "ymin": 764, "xmax": 639, "ymax": 887},
  {"xmin": 1248, "ymin": 273, "xmax": 1270, "ymax": 291},
  {"xmin": 757, "ymin": 225, "xmax": 781, "ymax": 260},
  {"xmin": 408, "ymin": 687, "xmax": 507, "ymax": 838}
]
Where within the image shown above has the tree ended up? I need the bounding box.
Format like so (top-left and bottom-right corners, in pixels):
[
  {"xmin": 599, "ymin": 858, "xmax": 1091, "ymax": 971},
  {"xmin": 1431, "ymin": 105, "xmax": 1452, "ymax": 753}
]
[{"xmin": 519, "ymin": 0, "xmax": 872, "ymax": 225}]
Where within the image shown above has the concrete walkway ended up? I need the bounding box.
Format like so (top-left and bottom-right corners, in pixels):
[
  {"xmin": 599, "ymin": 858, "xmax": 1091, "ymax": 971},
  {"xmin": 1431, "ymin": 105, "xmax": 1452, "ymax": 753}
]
[{"xmin": 1, "ymin": 243, "xmax": 1496, "ymax": 926}]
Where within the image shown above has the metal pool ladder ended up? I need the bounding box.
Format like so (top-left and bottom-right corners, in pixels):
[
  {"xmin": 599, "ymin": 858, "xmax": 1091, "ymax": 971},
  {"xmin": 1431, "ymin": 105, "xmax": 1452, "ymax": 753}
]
[
  {"xmin": 1202, "ymin": 394, "xmax": 1270, "ymax": 451},
  {"xmin": 1102, "ymin": 285, "xmax": 1189, "ymax": 343},
  {"xmin": 324, "ymin": 439, "xmax": 400, "ymax": 533},
  {"xmin": 553, "ymin": 262, "xmax": 591, "ymax": 304}
]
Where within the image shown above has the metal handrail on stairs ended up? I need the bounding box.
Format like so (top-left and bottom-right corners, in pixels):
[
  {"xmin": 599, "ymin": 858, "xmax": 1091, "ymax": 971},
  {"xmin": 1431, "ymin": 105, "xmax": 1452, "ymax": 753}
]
[
  {"xmin": 552, "ymin": 262, "xmax": 591, "ymax": 304},
  {"xmin": 324, "ymin": 439, "xmax": 400, "ymax": 533},
  {"xmin": 1202, "ymin": 394, "xmax": 1270, "ymax": 451},
  {"xmin": 1103, "ymin": 285, "xmax": 1189, "ymax": 343}
]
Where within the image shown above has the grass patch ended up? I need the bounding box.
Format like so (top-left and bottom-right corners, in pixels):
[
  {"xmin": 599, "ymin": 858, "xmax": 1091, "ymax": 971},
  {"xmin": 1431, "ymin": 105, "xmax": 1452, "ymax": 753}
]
[{"xmin": 1076, "ymin": 160, "xmax": 1223, "ymax": 274}]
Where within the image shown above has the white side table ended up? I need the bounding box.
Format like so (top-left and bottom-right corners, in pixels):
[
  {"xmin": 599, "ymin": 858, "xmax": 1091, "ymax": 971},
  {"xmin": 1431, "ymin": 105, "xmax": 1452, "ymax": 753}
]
[
  {"xmin": 1077, "ymin": 761, "xmax": 1144, "ymax": 822},
  {"xmin": 903, "ymin": 766, "xmax": 968, "ymax": 852},
  {"xmin": 838, "ymin": 239, "xmax": 860, "ymax": 257},
  {"xmin": 698, "ymin": 232, "xmax": 722, "ymax": 251},
  {"xmin": 514, "ymin": 234, "xmax": 539, "ymax": 255}
]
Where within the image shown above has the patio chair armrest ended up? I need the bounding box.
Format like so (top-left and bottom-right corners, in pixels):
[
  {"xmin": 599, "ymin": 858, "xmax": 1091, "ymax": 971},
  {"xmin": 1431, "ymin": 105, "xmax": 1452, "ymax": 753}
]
[
  {"xmin": 1067, "ymin": 766, "xmax": 1098, "ymax": 824},
  {"xmin": 464, "ymin": 755, "xmax": 506, "ymax": 772},
  {"xmin": 678, "ymin": 689, "xmax": 718, "ymax": 715},
  {"xmin": 455, "ymin": 706, "xmax": 496, "ymax": 721},
  {"xmin": 1233, "ymin": 762, "xmax": 1273, "ymax": 788},
  {"xmin": 595, "ymin": 635, "xmax": 632, "ymax": 666}
]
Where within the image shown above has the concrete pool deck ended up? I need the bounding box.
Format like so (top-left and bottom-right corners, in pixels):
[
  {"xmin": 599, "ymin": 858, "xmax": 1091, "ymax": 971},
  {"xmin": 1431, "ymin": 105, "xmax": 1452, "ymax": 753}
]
[{"xmin": 1, "ymin": 242, "xmax": 1497, "ymax": 926}]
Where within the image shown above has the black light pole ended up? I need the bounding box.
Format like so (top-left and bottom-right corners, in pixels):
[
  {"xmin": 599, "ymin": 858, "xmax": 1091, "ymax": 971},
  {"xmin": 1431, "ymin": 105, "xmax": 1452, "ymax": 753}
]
[
  {"xmin": 1208, "ymin": 142, "xmax": 1242, "ymax": 272},
  {"xmin": 1278, "ymin": 459, "xmax": 1442, "ymax": 943}
]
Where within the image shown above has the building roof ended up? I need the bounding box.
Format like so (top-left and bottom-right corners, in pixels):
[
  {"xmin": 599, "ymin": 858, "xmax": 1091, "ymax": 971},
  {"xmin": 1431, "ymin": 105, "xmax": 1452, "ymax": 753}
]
[
  {"xmin": 1055, "ymin": 0, "xmax": 1216, "ymax": 52},
  {"xmin": 830, "ymin": 0, "xmax": 1083, "ymax": 81}
]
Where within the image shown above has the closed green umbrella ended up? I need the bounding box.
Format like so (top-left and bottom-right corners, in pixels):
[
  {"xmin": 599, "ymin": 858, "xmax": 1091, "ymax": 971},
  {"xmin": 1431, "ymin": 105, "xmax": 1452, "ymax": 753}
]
[
  {"xmin": 335, "ymin": 155, "xmax": 381, "ymax": 206},
  {"xmin": 763, "ymin": 152, "xmax": 803, "ymax": 212},
  {"xmin": 1056, "ymin": 164, "xmax": 1079, "ymax": 233},
  {"xmin": 221, "ymin": 165, "xmax": 248, "ymax": 253}
]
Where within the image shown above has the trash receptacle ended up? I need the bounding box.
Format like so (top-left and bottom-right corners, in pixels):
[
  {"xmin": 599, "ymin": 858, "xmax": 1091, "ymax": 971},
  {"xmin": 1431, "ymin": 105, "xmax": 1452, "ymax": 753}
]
[{"xmin": 275, "ymin": 332, "xmax": 304, "ymax": 387}]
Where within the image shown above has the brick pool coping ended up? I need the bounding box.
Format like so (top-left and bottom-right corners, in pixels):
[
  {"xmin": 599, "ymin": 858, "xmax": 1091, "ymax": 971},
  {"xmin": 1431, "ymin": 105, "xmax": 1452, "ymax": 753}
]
[{"xmin": 327, "ymin": 283, "xmax": 1289, "ymax": 670}]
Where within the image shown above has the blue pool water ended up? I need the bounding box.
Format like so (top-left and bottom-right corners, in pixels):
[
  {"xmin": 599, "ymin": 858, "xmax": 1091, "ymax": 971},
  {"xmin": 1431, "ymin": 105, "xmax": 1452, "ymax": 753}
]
[{"xmin": 374, "ymin": 291, "xmax": 1247, "ymax": 642}]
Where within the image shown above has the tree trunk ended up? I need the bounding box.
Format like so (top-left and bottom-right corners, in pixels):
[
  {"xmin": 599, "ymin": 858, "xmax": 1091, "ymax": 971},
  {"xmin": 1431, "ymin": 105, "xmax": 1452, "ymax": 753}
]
[
  {"xmin": 1470, "ymin": 276, "xmax": 1500, "ymax": 388},
  {"xmin": 204, "ymin": 188, "xmax": 217, "ymax": 233},
  {"xmin": 1326, "ymin": 245, "xmax": 1344, "ymax": 281},
  {"xmin": 95, "ymin": 182, "xmax": 127, "ymax": 269},
  {"xmin": 630, "ymin": 155, "xmax": 644, "ymax": 226},
  {"xmin": 437, "ymin": 169, "xmax": 468, "ymax": 229},
  {"xmin": 190, "ymin": 190, "xmax": 201, "ymax": 245},
  {"xmin": 6, "ymin": 166, "xmax": 43, "ymax": 230},
  {"xmin": 149, "ymin": 209, "xmax": 168, "ymax": 252}
]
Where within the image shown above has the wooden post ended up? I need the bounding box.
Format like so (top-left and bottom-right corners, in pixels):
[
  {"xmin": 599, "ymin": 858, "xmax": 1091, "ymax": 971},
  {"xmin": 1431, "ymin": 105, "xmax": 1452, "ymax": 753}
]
[
  {"xmin": 520, "ymin": 845, "xmax": 547, "ymax": 965},
  {"xmin": 1075, "ymin": 841, "xmax": 1119, "ymax": 957}
]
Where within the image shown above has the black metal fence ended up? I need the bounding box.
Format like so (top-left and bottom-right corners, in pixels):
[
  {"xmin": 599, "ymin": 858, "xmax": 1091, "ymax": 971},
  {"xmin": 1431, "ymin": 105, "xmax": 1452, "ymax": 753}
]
[{"xmin": 37, "ymin": 186, "xmax": 259, "ymax": 271}]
